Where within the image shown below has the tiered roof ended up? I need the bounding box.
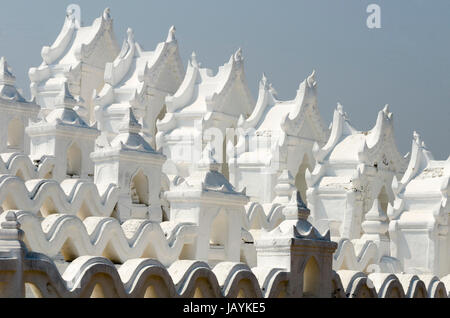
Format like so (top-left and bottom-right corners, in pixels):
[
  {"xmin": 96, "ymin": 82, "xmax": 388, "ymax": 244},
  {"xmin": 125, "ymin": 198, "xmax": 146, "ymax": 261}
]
[
  {"xmin": 93, "ymin": 26, "xmax": 185, "ymax": 143},
  {"xmin": 29, "ymin": 8, "xmax": 120, "ymax": 120},
  {"xmin": 238, "ymin": 71, "xmax": 328, "ymax": 145},
  {"xmin": 157, "ymin": 50, "xmax": 255, "ymax": 134}
]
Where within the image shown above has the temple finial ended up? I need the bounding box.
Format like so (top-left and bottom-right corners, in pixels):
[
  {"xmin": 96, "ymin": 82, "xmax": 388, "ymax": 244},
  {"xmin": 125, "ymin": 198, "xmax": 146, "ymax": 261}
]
[
  {"xmin": 127, "ymin": 28, "xmax": 134, "ymax": 43},
  {"xmin": 167, "ymin": 25, "xmax": 176, "ymax": 42},
  {"xmin": 190, "ymin": 51, "xmax": 199, "ymax": 68},
  {"xmin": 103, "ymin": 7, "xmax": 111, "ymax": 20},
  {"xmin": 0, "ymin": 57, "xmax": 15, "ymax": 86},
  {"xmin": 413, "ymin": 131, "xmax": 421, "ymax": 145},
  {"xmin": 307, "ymin": 69, "xmax": 317, "ymax": 87},
  {"xmin": 234, "ymin": 47, "xmax": 243, "ymax": 62},
  {"xmin": 260, "ymin": 72, "xmax": 269, "ymax": 90}
]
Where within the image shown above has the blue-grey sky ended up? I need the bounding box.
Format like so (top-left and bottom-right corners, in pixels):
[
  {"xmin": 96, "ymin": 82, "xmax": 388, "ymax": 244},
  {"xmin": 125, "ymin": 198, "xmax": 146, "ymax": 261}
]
[{"xmin": 0, "ymin": 0, "xmax": 448, "ymax": 159}]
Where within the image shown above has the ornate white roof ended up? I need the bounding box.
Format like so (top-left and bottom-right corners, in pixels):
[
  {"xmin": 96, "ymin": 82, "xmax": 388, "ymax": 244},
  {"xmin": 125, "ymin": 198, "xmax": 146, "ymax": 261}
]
[
  {"xmin": 28, "ymin": 8, "xmax": 120, "ymax": 115},
  {"xmin": 389, "ymin": 132, "xmax": 450, "ymax": 220},
  {"xmin": 30, "ymin": 8, "xmax": 117, "ymax": 74},
  {"xmin": 157, "ymin": 50, "xmax": 255, "ymax": 132},
  {"xmin": 94, "ymin": 27, "xmax": 184, "ymax": 107},
  {"xmin": 312, "ymin": 104, "xmax": 407, "ymax": 174},
  {"xmin": 238, "ymin": 71, "xmax": 328, "ymax": 145},
  {"xmin": 93, "ymin": 26, "xmax": 185, "ymax": 141}
]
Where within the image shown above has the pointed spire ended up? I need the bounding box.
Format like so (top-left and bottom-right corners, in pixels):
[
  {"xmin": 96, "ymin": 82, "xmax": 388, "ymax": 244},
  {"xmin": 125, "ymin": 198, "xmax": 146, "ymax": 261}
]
[
  {"xmin": 306, "ymin": 69, "xmax": 317, "ymax": 87},
  {"xmin": 260, "ymin": 72, "xmax": 269, "ymax": 90},
  {"xmin": 66, "ymin": 7, "xmax": 75, "ymax": 20},
  {"xmin": 269, "ymin": 82, "xmax": 277, "ymax": 97},
  {"xmin": 118, "ymin": 107, "xmax": 142, "ymax": 134},
  {"xmin": 54, "ymin": 81, "xmax": 77, "ymax": 109},
  {"xmin": 127, "ymin": 27, "xmax": 134, "ymax": 43},
  {"xmin": 65, "ymin": 5, "xmax": 79, "ymax": 27},
  {"xmin": 234, "ymin": 47, "xmax": 243, "ymax": 62},
  {"xmin": 190, "ymin": 51, "xmax": 199, "ymax": 68},
  {"xmin": 413, "ymin": 131, "xmax": 421, "ymax": 146},
  {"xmin": 336, "ymin": 102, "xmax": 348, "ymax": 121},
  {"xmin": 166, "ymin": 25, "xmax": 176, "ymax": 42},
  {"xmin": 259, "ymin": 72, "xmax": 278, "ymax": 97},
  {"xmin": 0, "ymin": 57, "xmax": 16, "ymax": 86},
  {"xmin": 103, "ymin": 7, "xmax": 111, "ymax": 20}
]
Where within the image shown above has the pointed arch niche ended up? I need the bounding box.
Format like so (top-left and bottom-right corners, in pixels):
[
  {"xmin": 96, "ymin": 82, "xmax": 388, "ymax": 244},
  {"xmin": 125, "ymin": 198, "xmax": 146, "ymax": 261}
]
[
  {"xmin": 7, "ymin": 118, "xmax": 24, "ymax": 150},
  {"xmin": 66, "ymin": 142, "xmax": 82, "ymax": 177},
  {"xmin": 303, "ymin": 257, "xmax": 321, "ymax": 298},
  {"xmin": 209, "ymin": 208, "xmax": 229, "ymax": 262},
  {"xmin": 130, "ymin": 170, "xmax": 149, "ymax": 205}
]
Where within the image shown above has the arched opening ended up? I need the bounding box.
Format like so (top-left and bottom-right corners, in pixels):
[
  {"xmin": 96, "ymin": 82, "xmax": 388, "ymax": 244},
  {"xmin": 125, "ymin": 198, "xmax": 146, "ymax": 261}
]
[
  {"xmin": 143, "ymin": 285, "xmax": 158, "ymax": 298},
  {"xmin": 303, "ymin": 257, "xmax": 320, "ymax": 298},
  {"xmin": 66, "ymin": 143, "xmax": 82, "ymax": 177},
  {"xmin": 412, "ymin": 286, "xmax": 427, "ymax": 298},
  {"xmin": 160, "ymin": 191, "xmax": 170, "ymax": 221},
  {"xmin": 25, "ymin": 283, "xmax": 43, "ymax": 298},
  {"xmin": 235, "ymin": 279, "xmax": 258, "ymax": 298},
  {"xmin": 7, "ymin": 118, "xmax": 24, "ymax": 150},
  {"xmin": 192, "ymin": 278, "xmax": 216, "ymax": 298},
  {"xmin": 130, "ymin": 170, "xmax": 149, "ymax": 205},
  {"xmin": 193, "ymin": 287, "xmax": 203, "ymax": 298},
  {"xmin": 387, "ymin": 286, "xmax": 402, "ymax": 298},
  {"xmin": 295, "ymin": 154, "xmax": 311, "ymax": 205},
  {"xmin": 276, "ymin": 282, "xmax": 288, "ymax": 298},
  {"xmin": 355, "ymin": 285, "xmax": 375, "ymax": 298},
  {"xmin": 209, "ymin": 209, "xmax": 228, "ymax": 262},
  {"xmin": 160, "ymin": 175, "xmax": 170, "ymax": 221},
  {"xmin": 142, "ymin": 276, "xmax": 170, "ymax": 298},
  {"xmin": 90, "ymin": 283, "xmax": 106, "ymax": 298},
  {"xmin": 378, "ymin": 186, "xmax": 389, "ymax": 214},
  {"xmin": 210, "ymin": 209, "xmax": 228, "ymax": 246},
  {"xmin": 237, "ymin": 289, "xmax": 246, "ymax": 298}
]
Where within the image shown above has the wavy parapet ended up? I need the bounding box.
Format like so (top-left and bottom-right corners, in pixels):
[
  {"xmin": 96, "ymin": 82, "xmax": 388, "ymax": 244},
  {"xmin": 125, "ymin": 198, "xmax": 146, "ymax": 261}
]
[
  {"xmin": 334, "ymin": 270, "xmax": 448, "ymax": 298},
  {"xmin": 0, "ymin": 153, "xmax": 55, "ymax": 180},
  {"xmin": 16, "ymin": 254, "xmax": 449, "ymax": 298},
  {"xmin": 19, "ymin": 254, "xmax": 288, "ymax": 298},
  {"xmin": 332, "ymin": 238, "xmax": 379, "ymax": 272},
  {"xmin": 1, "ymin": 211, "xmax": 197, "ymax": 266},
  {"xmin": 0, "ymin": 175, "xmax": 119, "ymax": 218},
  {"xmin": 243, "ymin": 201, "xmax": 284, "ymax": 231}
]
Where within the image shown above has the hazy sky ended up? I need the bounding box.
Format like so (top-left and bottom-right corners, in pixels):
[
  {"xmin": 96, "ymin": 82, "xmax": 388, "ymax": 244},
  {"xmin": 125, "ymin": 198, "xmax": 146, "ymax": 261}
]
[{"xmin": 0, "ymin": 0, "xmax": 448, "ymax": 159}]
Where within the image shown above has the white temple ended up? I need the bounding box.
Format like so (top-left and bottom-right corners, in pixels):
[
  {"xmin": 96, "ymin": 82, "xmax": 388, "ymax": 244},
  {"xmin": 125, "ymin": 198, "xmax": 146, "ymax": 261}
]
[{"xmin": 0, "ymin": 7, "xmax": 448, "ymax": 298}]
